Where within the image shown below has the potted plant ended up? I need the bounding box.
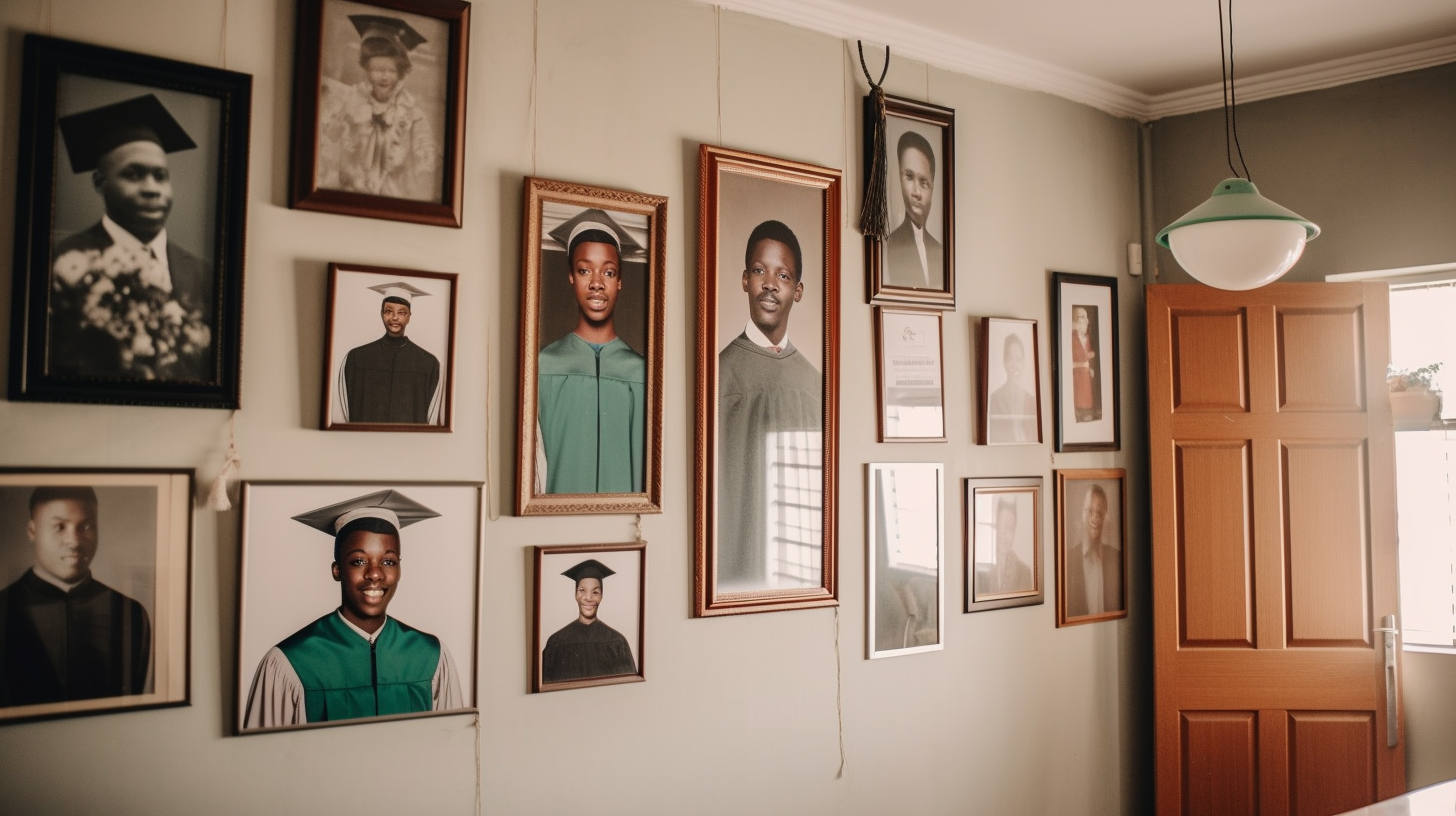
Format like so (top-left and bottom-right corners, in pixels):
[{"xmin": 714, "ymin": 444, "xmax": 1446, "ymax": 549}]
[{"xmin": 1388, "ymin": 362, "xmax": 1442, "ymax": 430}]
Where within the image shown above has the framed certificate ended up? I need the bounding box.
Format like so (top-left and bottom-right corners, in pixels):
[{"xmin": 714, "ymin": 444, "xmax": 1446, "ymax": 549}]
[{"xmin": 874, "ymin": 307, "xmax": 946, "ymax": 442}]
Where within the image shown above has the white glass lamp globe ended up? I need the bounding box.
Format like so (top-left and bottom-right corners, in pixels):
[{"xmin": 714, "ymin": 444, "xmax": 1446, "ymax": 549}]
[{"xmin": 1157, "ymin": 179, "xmax": 1319, "ymax": 291}]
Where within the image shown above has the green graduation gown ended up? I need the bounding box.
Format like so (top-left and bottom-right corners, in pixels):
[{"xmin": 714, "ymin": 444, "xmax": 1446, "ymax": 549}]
[
  {"xmin": 537, "ymin": 334, "xmax": 645, "ymax": 493},
  {"xmin": 276, "ymin": 613, "xmax": 440, "ymax": 723}
]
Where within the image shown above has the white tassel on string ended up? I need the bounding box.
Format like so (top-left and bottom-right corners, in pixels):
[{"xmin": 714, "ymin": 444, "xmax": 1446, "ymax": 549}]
[{"xmin": 208, "ymin": 414, "xmax": 242, "ymax": 510}]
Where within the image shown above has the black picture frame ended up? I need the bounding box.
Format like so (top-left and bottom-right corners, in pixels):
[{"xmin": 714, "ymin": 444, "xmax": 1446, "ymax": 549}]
[
  {"xmin": 289, "ymin": 0, "xmax": 470, "ymax": 227},
  {"xmin": 1051, "ymin": 272, "xmax": 1121, "ymax": 452},
  {"xmin": 8, "ymin": 34, "xmax": 251, "ymax": 408},
  {"xmin": 864, "ymin": 94, "xmax": 955, "ymax": 310}
]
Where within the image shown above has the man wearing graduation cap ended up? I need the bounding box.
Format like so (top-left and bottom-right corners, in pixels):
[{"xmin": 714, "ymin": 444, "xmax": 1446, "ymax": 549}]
[
  {"xmin": 50, "ymin": 94, "xmax": 214, "ymax": 380},
  {"xmin": 535, "ymin": 208, "xmax": 646, "ymax": 494},
  {"xmin": 338, "ymin": 281, "xmax": 443, "ymax": 424},
  {"xmin": 316, "ymin": 14, "xmax": 439, "ymax": 201},
  {"xmin": 716, "ymin": 220, "xmax": 822, "ymax": 587},
  {"xmin": 540, "ymin": 559, "xmax": 636, "ymax": 683},
  {"xmin": 243, "ymin": 490, "xmax": 462, "ymax": 728}
]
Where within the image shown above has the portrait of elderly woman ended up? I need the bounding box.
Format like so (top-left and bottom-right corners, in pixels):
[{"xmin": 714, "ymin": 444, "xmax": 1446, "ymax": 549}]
[{"xmin": 313, "ymin": 5, "xmax": 448, "ymax": 202}]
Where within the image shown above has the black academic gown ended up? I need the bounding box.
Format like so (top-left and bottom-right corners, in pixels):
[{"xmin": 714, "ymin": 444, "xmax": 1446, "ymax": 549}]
[
  {"xmin": 0, "ymin": 570, "xmax": 152, "ymax": 706},
  {"xmin": 540, "ymin": 619, "xmax": 635, "ymax": 683},
  {"xmin": 340, "ymin": 335, "xmax": 442, "ymax": 423}
]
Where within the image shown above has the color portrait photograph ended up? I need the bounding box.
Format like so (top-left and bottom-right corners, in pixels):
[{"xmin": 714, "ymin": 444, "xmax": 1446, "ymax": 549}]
[
  {"xmin": 1055, "ymin": 469, "xmax": 1127, "ymax": 626},
  {"xmin": 236, "ymin": 482, "xmax": 478, "ymax": 733},
  {"xmin": 531, "ymin": 543, "xmax": 645, "ymax": 693}
]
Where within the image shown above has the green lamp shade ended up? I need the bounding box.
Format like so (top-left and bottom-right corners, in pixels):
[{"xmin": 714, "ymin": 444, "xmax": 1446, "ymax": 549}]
[{"xmin": 1156, "ymin": 178, "xmax": 1320, "ymax": 291}]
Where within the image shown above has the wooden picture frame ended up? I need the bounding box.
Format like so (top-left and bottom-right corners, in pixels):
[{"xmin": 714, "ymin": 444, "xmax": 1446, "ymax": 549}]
[
  {"xmin": 694, "ymin": 145, "xmax": 841, "ymax": 616},
  {"xmin": 875, "ymin": 306, "xmax": 946, "ymax": 442},
  {"xmin": 864, "ymin": 94, "xmax": 955, "ymax": 310},
  {"xmin": 531, "ymin": 542, "xmax": 646, "ymax": 693},
  {"xmin": 1051, "ymin": 272, "xmax": 1120, "ymax": 452},
  {"xmin": 516, "ymin": 177, "xmax": 667, "ymax": 515},
  {"xmin": 964, "ymin": 477, "xmax": 1043, "ymax": 613},
  {"xmin": 1054, "ymin": 468, "xmax": 1127, "ymax": 627},
  {"xmin": 289, "ymin": 0, "xmax": 470, "ymax": 227},
  {"xmin": 8, "ymin": 34, "xmax": 251, "ymax": 408},
  {"xmin": 235, "ymin": 482, "xmax": 480, "ymax": 733},
  {"xmin": 0, "ymin": 469, "xmax": 193, "ymax": 725},
  {"xmin": 867, "ymin": 463, "xmax": 944, "ymax": 658},
  {"xmin": 978, "ymin": 317, "xmax": 1043, "ymax": 445},
  {"xmin": 321, "ymin": 263, "xmax": 457, "ymax": 431}
]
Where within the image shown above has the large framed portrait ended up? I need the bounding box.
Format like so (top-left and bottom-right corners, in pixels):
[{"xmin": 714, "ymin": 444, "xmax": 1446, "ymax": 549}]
[
  {"xmin": 321, "ymin": 263, "xmax": 457, "ymax": 432},
  {"xmin": 236, "ymin": 482, "xmax": 479, "ymax": 733},
  {"xmin": 531, "ymin": 542, "xmax": 646, "ymax": 693},
  {"xmin": 875, "ymin": 307, "xmax": 946, "ymax": 442},
  {"xmin": 864, "ymin": 94, "xmax": 955, "ymax": 310},
  {"xmin": 290, "ymin": 0, "xmax": 470, "ymax": 227},
  {"xmin": 964, "ymin": 476, "xmax": 1043, "ymax": 613},
  {"xmin": 694, "ymin": 145, "xmax": 841, "ymax": 617},
  {"xmin": 1051, "ymin": 272, "xmax": 1121, "ymax": 452},
  {"xmin": 516, "ymin": 177, "xmax": 667, "ymax": 516},
  {"xmin": 1054, "ymin": 468, "xmax": 1127, "ymax": 627},
  {"xmin": 8, "ymin": 35, "xmax": 251, "ymax": 408},
  {"xmin": 867, "ymin": 463, "xmax": 944, "ymax": 658},
  {"xmin": 978, "ymin": 317, "xmax": 1043, "ymax": 445},
  {"xmin": 0, "ymin": 469, "xmax": 192, "ymax": 725}
]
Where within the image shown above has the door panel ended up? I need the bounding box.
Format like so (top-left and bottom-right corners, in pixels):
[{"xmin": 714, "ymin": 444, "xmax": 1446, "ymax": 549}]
[{"xmin": 1149, "ymin": 283, "xmax": 1403, "ymax": 816}]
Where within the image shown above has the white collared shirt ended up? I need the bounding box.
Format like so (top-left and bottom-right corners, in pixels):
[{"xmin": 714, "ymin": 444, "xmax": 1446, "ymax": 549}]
[
  {"xmin": 335, "ymin": 609, "xmax": 388, "ymax": 644},
  {"xmin": 31, "ymin": 567, "xmax": 88, "ymax": 594},
  {"xmin": 101, "ymin": 215, "xmax": 173, "ymax": 291},
  {"xmin": 911, "ymin": 223, "xmax": 929, "ymax": 286},
  {"xmin": 743, "ymin": 321, "xmax": 790, "ymax": 352}
]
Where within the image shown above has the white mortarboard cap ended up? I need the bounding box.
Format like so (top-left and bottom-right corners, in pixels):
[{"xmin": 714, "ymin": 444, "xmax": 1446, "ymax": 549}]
[
  {"xmin": 367, "ymin": 281, "xmax": 431, "ymax": 305},
  {"xmin": 292, "ymin": 489, "xmax": 441, "ymax": 536}
]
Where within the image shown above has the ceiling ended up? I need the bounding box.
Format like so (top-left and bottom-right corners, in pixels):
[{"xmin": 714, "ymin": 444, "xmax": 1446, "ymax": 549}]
[{"xmin": 714, "ymin": 0, "xmax": 1456, "ymax": 120}]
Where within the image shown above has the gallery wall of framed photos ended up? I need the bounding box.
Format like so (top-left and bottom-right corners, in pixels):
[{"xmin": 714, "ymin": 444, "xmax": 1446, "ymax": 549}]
[{"xmin": 0, "ymin": 0, "xmax": 1150, "ymax": 814}]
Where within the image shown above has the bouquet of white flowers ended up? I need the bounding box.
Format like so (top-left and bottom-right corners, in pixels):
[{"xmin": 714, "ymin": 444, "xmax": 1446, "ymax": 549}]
[{"xmin": 52, "ymin": 244, "xmax": 211, "ymax": 379}]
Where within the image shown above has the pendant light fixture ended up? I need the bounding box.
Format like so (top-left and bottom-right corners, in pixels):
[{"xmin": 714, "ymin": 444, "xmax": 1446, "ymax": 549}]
[{"xmin": 1155, "ymin": 0, "xmax": 1319, "ymax": 291}]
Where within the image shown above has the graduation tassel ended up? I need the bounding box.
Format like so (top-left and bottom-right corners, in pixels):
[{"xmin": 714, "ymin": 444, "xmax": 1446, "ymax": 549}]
[
  {"xmin": 208, "ymin": 413, "xmax": 242, "ymax": 510},
  {"xmin": 857, "ymin": 42, "xmax": 891, "ymax": 240}
]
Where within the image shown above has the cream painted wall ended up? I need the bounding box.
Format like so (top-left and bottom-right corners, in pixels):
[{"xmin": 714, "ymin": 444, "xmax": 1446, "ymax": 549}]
[{"xmin": 0, "ymin": 1, "xmax": 1147, "ymax": 814}]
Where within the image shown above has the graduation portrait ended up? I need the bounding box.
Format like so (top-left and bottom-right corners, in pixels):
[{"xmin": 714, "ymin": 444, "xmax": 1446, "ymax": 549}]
[
  {"xmin": 235, "ymin": 482, "xmax": 479, "ymax": 733},
  {"xmin": 321, "ymin": 263, "xmax": 457, "ymax": 431},
  {"xmin": 290, "ymin": 0, "xmax": 470, "ymax": 226},
  {"xmin": 531, "ymin": 543, "xmax": 646, "ymax": 693},
  {"xmin": 0, "ymin": 469, "xmax": 192, "ymax": 725},
  {"xmin": 8, "ymin": 35, "xmax": 250, "ymax": 408},
  {"xmin": 515, "ymin": 177, "xmax": 667, "ymax": 516},
  {"xmin": 694, "ymin": 145, "xmax": 841, "ymax": 617}
]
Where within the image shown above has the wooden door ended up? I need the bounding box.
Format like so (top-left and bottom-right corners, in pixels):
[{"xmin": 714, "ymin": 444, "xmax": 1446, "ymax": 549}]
[{"xmin": 1146, "ymin": 282, "xmax": 1404, "ymax": 816}]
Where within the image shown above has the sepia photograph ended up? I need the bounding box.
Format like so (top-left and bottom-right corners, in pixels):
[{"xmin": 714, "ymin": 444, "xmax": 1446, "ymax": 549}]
[
  {"xmin": 695, "ymin": 145, "xmax": 841, "ymax": 616},
  {"xmin": 290, "ymin": 0, "xmax": 470, "ymax": 226},
  {"xmin": 867, "ymin": 462, "xmax": 944, "ymax": 658},
  {"xmin": 978, "ymin": 317, "xmax": 1043, "ymax": 445},
  {"xmin": 532, "ymin": 543, "xmax": 646, "ymax": 693},
  {"xmin": 236, "ymin": 482, "xmax": 479, "ymax": 733},
  {"xmin": 965, "ymin": 477, "xmax": 1043, "ymax": 613},
  {"xmin": 516, "ymin": 178, "xmax": 667, "ymax": 516},
  {"xmin": 864, "ymin": 94, "xmax": 955, "ymax": 310},
  {"xmin": 1055, "ymin": 469, "xmax": 1127, "ymax": 626},
  {"xmin": 9, "ymin": 35, "xmax": 250, "ymax": 408},
  {"xmin": 321, "ymin": 263, "xmax": 456, "ymax": 431},
  {"xmin": 0, "ymin": 470, "xmax": 192, "ymax": 724}
]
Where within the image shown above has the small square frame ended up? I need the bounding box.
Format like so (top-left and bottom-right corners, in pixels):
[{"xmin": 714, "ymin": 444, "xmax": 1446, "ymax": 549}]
[
  {"xmin": 867, "ymin": 462, "xmax": 945, "ymax": 658},
  {"xmin": 1051, "ymin": 272, "xmax": 1120, "ymax": 452},
  {"xmin": 875, "ymin": 307, "xmax": 946, "ymax": 442},
  {"xmin": 977, "ymin": 317, "xmax": 1043, "ymax": 445},
  {"xmin": 964, "ymin": 477, "xmax": 1043, "ymax": 613},
  {"xmin": 531, "ymin": 542, "xmax": 647, "ymax": 693},
  {"xmin": 1055, "ymin": 468, "xmax": 1128, "ymax": 627}
]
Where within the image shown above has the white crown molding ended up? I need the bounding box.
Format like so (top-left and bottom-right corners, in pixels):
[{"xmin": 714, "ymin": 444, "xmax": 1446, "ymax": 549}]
[{"xmin": 709, "ymin": 0, "xmax": 1456, "ymax": 121}]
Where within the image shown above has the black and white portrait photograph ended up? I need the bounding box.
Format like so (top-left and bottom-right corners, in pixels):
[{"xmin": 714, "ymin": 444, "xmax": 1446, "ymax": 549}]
[
  {"xmin": 867, "ymin": 462, "xmax": 944, "ymax": 658},
  {"xmin": 1052, "ymin": 272, "xmax": 1121, "ymax": 452},
  {"xmin": 516, "ymin": 178, "xmax": 666, "ymax": 516},
  {"xmin": 1055, "ymin": 469, "xmax": 1127, "ymax": 626},
  {"xmin": 865, "ymin": 95, "xmax": 955, "ymax": 310},
  {"xmin": 531, "ymin": 543, "xmax": 646, "ymax": 693},
  {"xmin": 9, "ymin": 35, "xmax": 250, "ymax": 408},
  {"xmin": 0, "ymin": 470, "xmax": 192, "ymax": 724},
  {"xmin": 966, "ymin": 477, "xmax": 1043, "ymax": 613},
  {"xmin": 979, "ymin": 317, "xmax": 1043, "ymax": 445},
  {"xmin": 322, "ymin": 264, "xmax": 456, "ymax": 431},
  {"xmin": 236, "ymin": 482, "xmax": 479, "ymax": 733},
  {"xmin": 291, "ymin": 0, "xmax": 470, "ymax": 226},
  {"xmin": 695, "ymin": 145, "xmax": 841, "ymax": 616}
]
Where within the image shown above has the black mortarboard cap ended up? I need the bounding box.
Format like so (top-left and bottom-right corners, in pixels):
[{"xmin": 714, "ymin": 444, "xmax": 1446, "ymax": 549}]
[
  {"xmin": 57, "ymin": 94, "xmax": 196, "ymax": 174},
  {"xmin": 561, "ymin": 559, "xmax": 615, "ymax": 584},
  {"xmin": 548, "ymin": 208, "xmax": 645, "ymax": 260},
  {"xmin": 292, "ymin": 489, "xmax": 440, "ymax": 536},
  {"xmin": 350, "ymin": 14, "xmax": 427, "ymax": 51}
]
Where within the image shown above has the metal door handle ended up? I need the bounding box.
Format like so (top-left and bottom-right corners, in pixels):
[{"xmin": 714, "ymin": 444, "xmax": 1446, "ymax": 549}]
[{"xmin": 1376, "ymin": 614, "xmax": 1398, "ymax": 748}]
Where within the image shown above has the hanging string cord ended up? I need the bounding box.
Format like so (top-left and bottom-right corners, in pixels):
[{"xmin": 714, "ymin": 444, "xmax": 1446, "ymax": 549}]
[
  {"xmin": 833, "ymin": 606, "xmax": 847, "ymax": 777},
  {"xmin": 856, "ymin": 42, "xmax": 891, "ymax": 239},
  {"xmin": 1219, "ymin": 0, "xmax": 1251, "ymax": 181}
]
